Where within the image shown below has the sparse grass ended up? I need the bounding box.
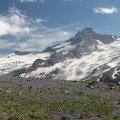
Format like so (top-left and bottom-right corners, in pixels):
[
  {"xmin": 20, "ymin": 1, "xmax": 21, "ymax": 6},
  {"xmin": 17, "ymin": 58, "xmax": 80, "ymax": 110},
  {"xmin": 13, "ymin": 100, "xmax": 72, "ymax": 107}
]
[
  {"xmin": 0, "ymin": 78, "xmax": 119, "ymax": 120},
  {"xmin": 79, "ymin": 94, "xmax": 115, "ymax": 119}
]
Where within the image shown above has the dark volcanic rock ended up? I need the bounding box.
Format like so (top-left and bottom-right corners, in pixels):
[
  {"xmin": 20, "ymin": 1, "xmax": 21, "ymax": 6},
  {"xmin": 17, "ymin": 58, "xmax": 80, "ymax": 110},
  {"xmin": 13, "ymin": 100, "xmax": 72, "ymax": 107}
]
[
  {"xmin": 46, "ymin": 52, "xmax": 66, "ymax": 66},
  {"xmin": 14, "ymin": 51, "xmax": 31, "ymax": 55},
  {"xmin": 95, "ymin": 34, "xmax": 117, "ymax": 44},
  {"xmin": 99, "ymin": 66, "xmax": 120, "ymax": 84},
  {"xmin": 32, "ymin": 59, "xmax": 45, "ymax": 69},
  {"xmin": 64, "ymin": 51, "xmax": 75, "ymax": 58},
  {"xmin": 10, "ymin": 68, "xmax": 30, "ymax": 76},
  {"xmin": 65, "ymin": 28, "xmax": 97, "ymax": 57},
  {"xmin": 66, "ymin": 28, "xmax": 96, "ymax": 44},
  {"xmin": 42, "ymin": 46, "xmax": 55, "ymax": 53},
  {"xmin": 66, "ymin": 27, "xmax": 117, "ymax": 46},
  {"xmin": 73, "ymin": 41, "xmax": 97, "ymax": 58},
  {"xmin": 10, "ymin": 59, "xmax": 46, "ymax": 77}
]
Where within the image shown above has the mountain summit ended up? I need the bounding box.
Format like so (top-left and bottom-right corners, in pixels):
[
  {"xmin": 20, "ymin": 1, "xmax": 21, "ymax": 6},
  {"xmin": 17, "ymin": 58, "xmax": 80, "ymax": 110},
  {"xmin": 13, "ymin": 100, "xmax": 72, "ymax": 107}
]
[{"xmin": 0, "ymin": 28, "xmax": 120, "ymax": 83}]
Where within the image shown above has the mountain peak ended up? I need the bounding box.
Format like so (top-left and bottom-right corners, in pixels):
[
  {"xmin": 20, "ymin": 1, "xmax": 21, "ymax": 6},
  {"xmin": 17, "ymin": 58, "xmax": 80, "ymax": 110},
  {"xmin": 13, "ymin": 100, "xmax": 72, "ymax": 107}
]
[
  {"xmin": 81, "ymin": 27, "xmax": 93, "ymax": 32},
  {"xmin": 75, "ymin": 27, "xmax": 94, "ymax": 38},
  {"xmin": 0, "ymin": 27, "xmax": 120, "ymax": 83},
  {"xmin": 66, "ymin": 27, "xmax": 96, "ymax": 44}
]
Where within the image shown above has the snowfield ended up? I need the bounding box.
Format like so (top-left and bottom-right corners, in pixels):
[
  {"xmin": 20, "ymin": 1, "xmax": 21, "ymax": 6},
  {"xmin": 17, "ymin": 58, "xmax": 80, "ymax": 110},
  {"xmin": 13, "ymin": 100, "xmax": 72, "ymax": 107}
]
[
  {"xmin": 0, "ymin": 52, "xmax": 51, "ymax": 75},
  {"xmin": 0, "ymin": 37, "xmax": 120, "ymax": 81},
  {"xmin": 20, "ymin": 39, "xmax": 120, "ymax": 80}
]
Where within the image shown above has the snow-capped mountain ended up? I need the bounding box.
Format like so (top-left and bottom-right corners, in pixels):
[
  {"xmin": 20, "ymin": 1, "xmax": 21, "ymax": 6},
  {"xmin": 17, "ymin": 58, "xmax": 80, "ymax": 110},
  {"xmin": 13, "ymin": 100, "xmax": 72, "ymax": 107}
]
[{"xmin": 0, "ymin": 28, "xmax": 120, "ymax": 83}]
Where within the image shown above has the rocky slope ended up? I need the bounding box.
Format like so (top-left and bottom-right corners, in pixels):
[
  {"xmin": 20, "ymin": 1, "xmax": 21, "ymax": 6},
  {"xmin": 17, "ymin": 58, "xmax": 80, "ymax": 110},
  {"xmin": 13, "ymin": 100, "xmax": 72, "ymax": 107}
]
[
  {"xmin": 98, "ymin": 66, "xmax": 120, "ymax": 84},
  {"xmin": 0, "ymin": 28, "xmax": 120, "ymax": 83}
]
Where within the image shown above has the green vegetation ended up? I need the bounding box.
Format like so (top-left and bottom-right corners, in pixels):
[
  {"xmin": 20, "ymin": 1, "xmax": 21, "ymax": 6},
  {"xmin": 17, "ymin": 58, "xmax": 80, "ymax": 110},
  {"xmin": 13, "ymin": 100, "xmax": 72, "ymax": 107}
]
[{"xmin": 0, "ymin": 79, "xmax": 119, "ymax": 120}]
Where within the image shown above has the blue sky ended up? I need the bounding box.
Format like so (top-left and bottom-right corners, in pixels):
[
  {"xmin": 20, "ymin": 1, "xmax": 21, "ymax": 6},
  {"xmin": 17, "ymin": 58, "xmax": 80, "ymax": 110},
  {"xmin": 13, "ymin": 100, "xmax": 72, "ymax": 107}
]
[{"xmin": 0, "ymin": 0, "xmax": 119, "ymax": 56}]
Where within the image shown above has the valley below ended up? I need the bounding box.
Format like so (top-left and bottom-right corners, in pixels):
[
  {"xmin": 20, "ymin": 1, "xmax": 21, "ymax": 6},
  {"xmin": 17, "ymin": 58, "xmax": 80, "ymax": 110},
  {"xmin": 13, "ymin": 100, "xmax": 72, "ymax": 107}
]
[{"xmin": 0, "ymin": 76, "xmax": 120, "ymax": 120}]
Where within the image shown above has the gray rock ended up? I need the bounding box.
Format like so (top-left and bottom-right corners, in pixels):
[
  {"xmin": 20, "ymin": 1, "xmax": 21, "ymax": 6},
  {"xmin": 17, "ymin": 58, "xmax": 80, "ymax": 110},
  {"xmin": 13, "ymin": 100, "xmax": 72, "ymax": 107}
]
[
  {"xmin": 46, "ymin": 52, "xmax": 66, "ymax": 66},
  {"xmin": 14, "ymin": 51, "xmax": 31, "ymax": 55},
  {"xmin": 99, "ymin": 66, "xmax": 120, "ymax": 84},
  {"xmin": 32, "ymin": 58, "xmax": 45, "ymax": 69},
  {"xmin": 42, "ymin": 46, "xmax": 55, "ymax": 53}
]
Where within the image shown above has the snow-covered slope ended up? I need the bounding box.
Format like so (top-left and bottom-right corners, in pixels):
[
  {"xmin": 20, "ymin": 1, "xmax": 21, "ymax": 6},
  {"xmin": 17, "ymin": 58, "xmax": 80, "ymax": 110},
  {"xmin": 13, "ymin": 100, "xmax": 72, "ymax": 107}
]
[
  {"xmin": 53, "ymin": 42, "xmax": 76, "ymax": 54},
  {"xmin": 0, "ymin": 52, "xmax": 51, "ymax": 75},
  {"xmin": 0, "ymin": 28, "xmax": 120, "ymax": 83},
  {"xmin": 20, "ymin": 39, "xmax": 120, "ymax": 80}
]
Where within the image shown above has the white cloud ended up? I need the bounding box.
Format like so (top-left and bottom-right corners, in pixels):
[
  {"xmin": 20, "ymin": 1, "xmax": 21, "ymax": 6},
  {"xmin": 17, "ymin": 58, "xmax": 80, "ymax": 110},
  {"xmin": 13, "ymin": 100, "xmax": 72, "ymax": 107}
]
[
  {"xmin": 93, "ymin": 7, "xmax": 118, "ymax": 14},
  {"xmin": 36, "ymin": 18, "xmax": 48, "ymax": 23},
  {"xmin": 0, "ymin": 6, "xmax": 32, "ymax": 36},
  {"xmin": 0, "ymin": 6, "xmax": 74, "ymax": 53},
  {"xmin": 19, "ymin": 0, "xmax": 46, "ymax": 3},
  {"xmin": 13, "ymin": 28, "xmax": 73, "ymax": 51}
]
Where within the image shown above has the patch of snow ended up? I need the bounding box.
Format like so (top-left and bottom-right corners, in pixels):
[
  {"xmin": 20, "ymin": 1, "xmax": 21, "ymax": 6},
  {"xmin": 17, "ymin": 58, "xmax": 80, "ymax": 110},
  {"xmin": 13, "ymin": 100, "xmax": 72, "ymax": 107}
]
[
  {"xmin": 79, "ymin": 40, "xmax": 85, "ymax": 46},
  {"xmin": 112, "ymin": 67, "xmax": 119, "ymax": 79},
  {"xmin": 97, "ymin": 74, "xmax": 103, "ymax": 82},
  {"xmin": 112, "ymin": 36, "xmax": 114, "ymax": 39},
  {"xmin": 53, "ymin": 42, "xmax": 70, "ymax": 49},
  {"xmin": 0, "ymin": 52, "xmax": 51, "ymax": 75},
  {"xmin": 20, "ymin": 62, "xmax": 63, "ymax": 78},
  {"xmin": 117, "ymin": 37, "xmax": 120, "ymax": 41},
  {"xmin": 54, "ymin": 42, "xmax": 76, "ymax": 53},
  {"xmin": 96, "ymin": 40, "xmax": 104, "ymax": 46}
]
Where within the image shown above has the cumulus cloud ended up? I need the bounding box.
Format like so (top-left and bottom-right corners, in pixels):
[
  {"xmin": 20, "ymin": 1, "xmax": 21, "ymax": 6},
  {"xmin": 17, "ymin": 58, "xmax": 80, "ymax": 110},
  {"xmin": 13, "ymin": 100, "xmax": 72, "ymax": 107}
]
[
  {"xmin": 0, "ymin": 6, "xmax": 32, "ymax": 36},
  {"xmin": 19, "ymin": 0, "xmax": 46, "ymax": 3},
  {"xmin": 93, "ymin": 7, "xmax": 118, "ymax": 14},
  {"xmin": 0, "ymin": 6, "xmax": 74, "ymax": 53}
]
